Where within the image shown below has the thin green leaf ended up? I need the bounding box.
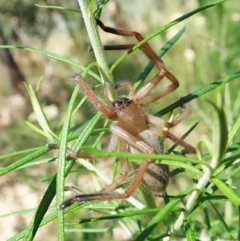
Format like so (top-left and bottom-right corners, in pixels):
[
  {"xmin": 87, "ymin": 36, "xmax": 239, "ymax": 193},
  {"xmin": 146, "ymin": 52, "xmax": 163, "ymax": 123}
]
[
  {"xmin": 65, "ymin": 228, "xmax": 110, "ymax": 233},
  {"xmin": 184, "ymin": 220, "xmax": 196, "ymax": 241},
  {"xmin": 221, "ymin": 164, "xmax": 240, "ymax": 181},
  {"xmin": 207, "ymin": 100, "xmax": 228, "ymax": 167},
  {"xmin": 94, "ymin": 0, "xmax": 109, "ymax": 18},
  {"xmin": 24, "ymin": 82, "xmax": 56, "ymax": 142},
  {"xmin": 78, "ymin": 146, "xmax": 207, "ymax": 170},
  {"xmin": 0, "ymin": 45, "xmax": 101, "ymax": 82},
  {"xmin": 0, "ymin": 147, "xmax": 42, "ymax": 160},
  {"xmin": 25, "ymin": 121, "xmax": 49, "ymax": 137},
  {"xmin": 134, "ymin": 197, "xmax": 182, "ymax": 241},
  {"xmin": 212, "ymin": 177, "xmax": 240, "ymax": 206},
  {"xmin": 210, "ymin": 201, "xmax": 235, "ymax": 240},
  {"xmin": 77, "ymin": 208, "xmax": 172, "ymax": 224},
  {"xmin": 0, "ymin": 147, "xmax": 49, "ymax": 176},
  {"xmin": 56, "ymin": 87, "xmax": 80, "ymax": 241},
  {"xmin": 203, "ymin": 207, "xmax": 214, "ymax": 240},
  {"xmin": 35, "ymin": 4, "xmax": 81, "ymax": 13},
  {"xmin": 227, "ymin": 115, "xmax": 240, "ymax": 147}
]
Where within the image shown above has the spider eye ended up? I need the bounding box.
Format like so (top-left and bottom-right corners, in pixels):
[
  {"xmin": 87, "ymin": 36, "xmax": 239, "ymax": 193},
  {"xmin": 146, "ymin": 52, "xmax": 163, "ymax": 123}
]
[{"xmin": 113, "ymin": 97, "xmax": 132, "ymax": 109}]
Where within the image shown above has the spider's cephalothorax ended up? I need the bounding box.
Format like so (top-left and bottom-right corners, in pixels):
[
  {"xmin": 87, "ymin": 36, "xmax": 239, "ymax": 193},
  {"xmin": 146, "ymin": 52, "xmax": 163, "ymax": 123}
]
[
  {"xmin": 112, "ymin": 95, "xmax": 147, "ymax": 136},
  {"xmin": 47, "ymin": 18, "xmax": 196, "ymax": 210}
]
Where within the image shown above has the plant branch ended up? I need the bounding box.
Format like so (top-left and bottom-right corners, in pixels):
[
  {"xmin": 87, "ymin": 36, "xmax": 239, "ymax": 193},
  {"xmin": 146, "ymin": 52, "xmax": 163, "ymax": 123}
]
[{"xmin": 76, "ymin": 0, "xmax": 114, "ymax": 85}]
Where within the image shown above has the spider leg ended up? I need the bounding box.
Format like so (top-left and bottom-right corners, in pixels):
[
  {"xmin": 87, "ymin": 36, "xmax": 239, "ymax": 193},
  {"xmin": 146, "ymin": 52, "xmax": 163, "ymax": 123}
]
[
  {"xmin": 59, "ymin": 125, "xmax": 158, "ymax": 209},
  {"xmin": 136, "ymin": 71, "xmax": 179, "ymax": 105},
  {"xmin": 100, "ymin": 44, "xmax": 136, "ymax": 51},
  {"xmin": 149, "ymin": 127, "xmax": 196, "ymax": 154},
  {"xmin": 108, "ymin": 133, "xmax": 119, "ymax": 152},
  {"xmin": 115, "ymin": 82, "xmax": 136, "ymax": 98},
  {"xmin": 64, "ymin": 186, "xmax": 84, "ymax": 194},
  {"xmin": 73, "ymin": 74, "xmax": 116, "ymax": 120},
  {"xmin": 48, "ymin": 134, "xmax": 128, "ymax": 192},
  {"xmin": 95, "ymin": 18, "xmax": 166, "ymax": 71},
  {"xmin": 48, "ymin": 139, "xmax": 130, "ymax": 208},
  {"xmin": 104, "ymin": 81, "xmax": 136, "ymax": 104},
  {"xmin": 59, "ymin": 159, "xmax": 151, "ymax": 209},
  {"xmin": 96, "ymin": 18, "xmax": 179, "ymax": 104},
  {"xmin": 46, "ymin": 143, "xmax": 98, "ymax": 159},
  {"xmin": 146, "ymin": 100, "xmax": 192, "ymax": 129},
  {"xmin": 145, "ymin": 99, "xmax": 195, "ymax": 153},
  {"xmin": 47, "ymin": 140, "xmax": 130, "ymax": 209},
  {"xmin": 110, "ymin": 125, "xmax": 155, "ymax": 154},
  {"xmin": 102, "ymin": 139, "xmax": 129, "ymax": 192}
]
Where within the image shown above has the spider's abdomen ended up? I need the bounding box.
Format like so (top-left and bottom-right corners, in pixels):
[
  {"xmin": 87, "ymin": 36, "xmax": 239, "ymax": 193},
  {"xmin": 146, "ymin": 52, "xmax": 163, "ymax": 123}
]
[
  {"xmin": 141, "ymin": 162, "xmax": 169, "ymax": 194},
  {"xmin": 132, "ymin": 130, "xmax": 169, "ymax": 194}
]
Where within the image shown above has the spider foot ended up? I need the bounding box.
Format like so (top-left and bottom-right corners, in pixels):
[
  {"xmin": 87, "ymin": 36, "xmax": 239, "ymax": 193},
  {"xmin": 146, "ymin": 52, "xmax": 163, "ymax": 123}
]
[
  {"xmin": 46, "ymin": 143, "xmax": 59, "ymax": 150},
  {"xmin": 179, "ymin": 97, "xmax": 186, "ymax": 109}
]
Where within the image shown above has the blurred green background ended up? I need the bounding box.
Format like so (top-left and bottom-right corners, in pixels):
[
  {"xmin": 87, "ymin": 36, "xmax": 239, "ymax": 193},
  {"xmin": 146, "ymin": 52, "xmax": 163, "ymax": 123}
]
[{"xmin": 0, "ymin": 0, "xmax": 239, "ymax": 240}]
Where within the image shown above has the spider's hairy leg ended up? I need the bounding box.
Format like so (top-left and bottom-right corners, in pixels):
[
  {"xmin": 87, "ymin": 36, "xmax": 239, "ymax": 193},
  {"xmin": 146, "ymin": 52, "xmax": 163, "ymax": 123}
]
[
  {"xmin": 146, "ymin": 98, "xmax": 195, "ymax": 153},
  {"xmin": 149, "ymin": 127, "xmax": 196, "ymax": 154},
  {"xmin": 136, "ymin": 71, "xmax": 179, "ymax": 105},
  {"xmin": 95, "ymin": 18, "xmax": 179, "ymax": 105},
  {"xmin": 108, "ymin": 133, "xmax": 119, "ymax": 152},
  {"xmin": 46, "ymin": 143, "xmax": 101, "ymax": 159},
  {"xmin": 102, "ymin": 139, "xmax": 129, "ymax": 192},
  {"xmin": 59, "ymin": 128, "xmax": 156, "ymax": 209},
  {"xmin": 72, "ymin": 74, "xmax": 116, "ymax": 120},
  {"xmin": 47, "ymin": 139, "xmax": 130, "ymax": 208},
  {"xmin": 146, "ymin": 99, "xmax": 192, "ymax": 129},
  {"xmin": 59, "ymin": 160, "xmax": 152, "ymax": 210},
  {"xmin": 115, "ymin": 82, "xmax": 136, "ymax": 98},
  {"xmin": 166, "ymin": 98, "xmax": 192, "ymax": 128}
]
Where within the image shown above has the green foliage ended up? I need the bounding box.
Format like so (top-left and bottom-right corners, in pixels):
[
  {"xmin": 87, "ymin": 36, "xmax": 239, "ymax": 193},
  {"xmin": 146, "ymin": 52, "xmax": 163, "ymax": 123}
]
[{"xmin": 0, "ymin": 0, "xmax": 240, "ymax": 240}]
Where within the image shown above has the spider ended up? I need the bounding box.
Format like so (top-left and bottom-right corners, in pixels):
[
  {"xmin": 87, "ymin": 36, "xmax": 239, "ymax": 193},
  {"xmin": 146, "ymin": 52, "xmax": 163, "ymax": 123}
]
[{"xmin": 47, "ymin": 18, "xmax": 196, "ymax": 209}]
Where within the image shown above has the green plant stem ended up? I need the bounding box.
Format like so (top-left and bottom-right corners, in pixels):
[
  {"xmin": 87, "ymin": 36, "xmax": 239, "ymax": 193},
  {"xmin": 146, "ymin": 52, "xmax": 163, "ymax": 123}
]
[
  {"xmin": 169, "ymin": 168, "xmax": 212, "ymax": 235},
  {"xmin": 168, "ymin": 93, "xmax": 229, "ymax": 236},
  {"xmin": 76, "ymin": 0, "xmax": 113, "ymax": 85}
]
